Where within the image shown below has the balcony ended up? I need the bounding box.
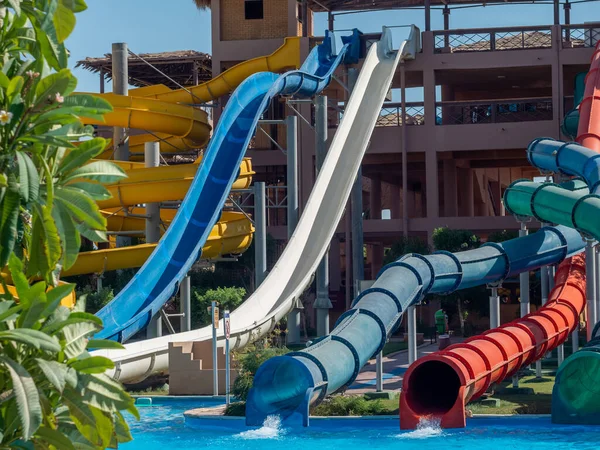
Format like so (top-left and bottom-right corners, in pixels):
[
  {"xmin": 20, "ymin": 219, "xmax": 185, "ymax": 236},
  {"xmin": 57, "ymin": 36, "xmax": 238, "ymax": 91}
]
[
  {"xmin": 376, "ymin": 102, "xmax": 425, "ymax": 127},
  {"xmin": 562, "ymin": 23, "xmax": 600, "ymax": 48},
  {"xmin": 436, "ymin": 98, "xmax": 553, "ymax": 126}
]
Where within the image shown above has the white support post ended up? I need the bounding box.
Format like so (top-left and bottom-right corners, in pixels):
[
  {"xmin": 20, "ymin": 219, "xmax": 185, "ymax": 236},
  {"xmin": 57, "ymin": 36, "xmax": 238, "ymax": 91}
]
[
  {"xmin": 537, "ymin": 261, "xmax": 550, "ymax": 378},
  {"xmin": 211, "ymin": 301, "xmax": 219, "ymax": 396},
  {"xmin": 286, "ymin": 115, "xmax": 302, "ymax": 344},
  {"xmin": 145, "ymin": 142, "xmax": 161, "ymax": 339},
  {"xmin": 408, "ymin": 305, "xmax": 417, "ymax": 364},
  {"xmin": 376, "ymin": 352, "xmax": 383, "ymax": 392},
  {"xmin": 180, "ymin": 276, "xmax": 191, "ymax": 332},
  {"xmin": 314, "ymin": 95, "xmax": 332, "ymax": 337},
  {"xmin": 254, "ymin": 182, "xmax": 267, "ymax": 288},
  {"xmin": 488, "ymin": 285, "xmax": 500, "ymax": 329},
  {"xmin": 515, "ymin": 221, "xmax": 530, "ymax": 387}
]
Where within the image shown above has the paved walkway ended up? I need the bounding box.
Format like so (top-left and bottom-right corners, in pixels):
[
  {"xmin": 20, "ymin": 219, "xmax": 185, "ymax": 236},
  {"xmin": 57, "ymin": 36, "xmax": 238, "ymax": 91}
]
[{"xmin": 347, "ymin": 337, "xmax": 465, "ymax": 394}]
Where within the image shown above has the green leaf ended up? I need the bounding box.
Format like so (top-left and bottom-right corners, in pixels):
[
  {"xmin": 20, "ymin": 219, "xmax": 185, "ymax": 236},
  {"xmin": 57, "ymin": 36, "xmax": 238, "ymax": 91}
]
[
  {"xmin": 0, "ymin": 72, "xmax": 9, "ymax": 89},
  {"xmin": 7, "ymin": 254, "xmax": 29, "ymax": 303},
  {"xmin": 114, "ymin": 410, "xmax": 133, "ymax": 444},
  {"xmin": 36, "ymin": 359, "xmax": 77, "ymax": 393},
  {"xmin": 34, "ymin": 426, "xmax": 76, "ymax": 450},
  {"xmin": 0, "ymin": 356, "xmax": 42, "ymax": 440},
  {"xmin": 74, "ymin": 223, "xmax": 107, "ymax": 243},
  {"xmin": 66, "ymin": 182, "xmax": 112, "ymax": 201},
  {"xmin": 15, "ymin": 152, "xmax": 40, "ymax": 203},
  {"xmin": 63, "ymin": 160, "xmax": 127, "ymax": 184},
  {"xmin": 62, "ymin": 388, "xmax": 103, "ymax": 447},
  {"xmin": 53, "ymin": 1, "xmax": 76, "ymax": 43},
  {"xmin": 57, "ymin": 137, "xmax": 107, "ymax": 174},
  {"xmin": 62, "ymin": 94, "xmax": 113, "ymax": 121},
  {"xmin": 34, "ymin": 69, "xmax": 76, "ymax": 109},
  {"xmin": 43, "ymin": 315, "xmax": 101, "ymax": 335},
  {"xmin": 52, "ymin": 204, "xmax": 80, "ymax": 270},
  {"xmin": 0, "ymin": 180, "xmax": 20, "ymax": 267},
  {"xmin": 0, "ymin": 329, "xmax": 60, "ymax": 352},
  {"xmin": 18, "ymin": 134, "xmax": 75, "ymax": 149},
  {"xmin": 62, "ymin": 321, "xmax": 98, "ymax": 359},
  {"xmin": 7, "ymin": 76, "xmax": 24, "ymax": 105},
  {"xmin": 16, "ymin": 281, "xmax": 48, "ymax": 328},
  {"xmin": 0, "ymin": 303, "xmax": 22, "ymax": 323},
  {"xmin": 27, "ymin": 205, "xmax": 62, "ymax": 283},
  {"xmin": 86, "ymin": 339, "xmax": 125, "ymax": 351},
  {"xmin": 42, "ymin": 283, "xmax": 74, "ymax": 318},
  {"xmin": 54, "ymin": 186, "xmax": 106, "ymax": 230},
  {"xmin": 78, "ymin": 373, "xmax": 138, "ymax": 418},
  {"xmin": 70, "ymin": 356, "xmax": 114, "ymax": 374},
  {"xmin": 60, "ymin": 0, "xmax": 88, "ymax": 13},
  {"xmin": 46, "ymin": 122, "xmax": 94, "ymax": 140}
]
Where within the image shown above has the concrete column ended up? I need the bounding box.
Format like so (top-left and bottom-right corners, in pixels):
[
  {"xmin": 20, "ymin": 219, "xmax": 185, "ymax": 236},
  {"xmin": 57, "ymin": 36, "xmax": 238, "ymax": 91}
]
[
  {"xmin": 112, "ymin": 43, "xmax": 129, "ymax": 162},
  {"xmin": 443, "ymin": 6, "xmax": 450, "ymax": 48},
  {"xmin": 286, "ymin": 115, "xmax": 302, "ymax": 344},
  {"xmin": 424, "ymin": 0, "xmax": 431, "ymax": 31},
  {"xmin": 489, "ymin": 285, "xmax": 500, "ymax": 329},
  {"xmin": 408, "ymin": 305, "xmax": 417, "ymax": 364},
  {"xmin": 443, "ymin": 160, "xmax": 458, "ymax": 217},
  {"xmin": 180, "ymin": 276, "xmax": 191, "ymax": 332},
  {"xmin": 345, "ymin": 201, "xmax": 352, "ymax": 310},
  {"xmin": 390, "ymin": 183, "xmax": 401, "ymax": 220},
  {"xmin": 351, "ymin": 171, "xmax": 364, "ymax": 296},
  {"xmin": 425, "ymin": 151, "xmax": 439, "ymax": 220},
  {"xmin": 586, "ymin": 240, "xmax": 597, "ymax": 341},
  {"xmin": 254, "ymin": 182, "xmax": 267, "ymax": 288},
  {"xmin": 145, "ymin": 142, "xmax": 161, "ymax": 338},
  {"xmin": 370, "ymin": 177, "xmax": 382, "ymax": 220},
  {"xmin": 375, "ymin": 352, "xmax": 383, "ymax": 392},
  {"xmin": 553, "ymin": 0, "xmax": 560, "ymax": 25},
  {"xmin": 314, "ymin": 95, "xmax": 332, "ymax": 336},
  {"xmin": 400, "ymin": 64, "xmax": 409, "ymax": 237},
  {"xmin": 113, "ymin": 43, "xmax": 130, "ymax": 249},
  {"xmin": 458, "ymin": 168, "xmax": 475, "ymax": 216},
  {"xmin": 537, "ymin": 261, "xmax": 550, "ymax": 377}
]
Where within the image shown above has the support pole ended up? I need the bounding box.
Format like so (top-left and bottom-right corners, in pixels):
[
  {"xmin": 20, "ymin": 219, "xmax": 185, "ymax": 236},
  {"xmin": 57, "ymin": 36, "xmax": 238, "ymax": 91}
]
[
  {"xmin": 211, "ymin": 301, "xmax": 218, "ymax": 396},
  {"xmin": 553, "ymin": 0, "xmax": 560, "ymax": 25},
  {"xmin": 345, "ymin": 202, "xmax": 352, "ymax": 310},
  {"xmin": 145, "ymin": 142, "xmax": 161, "ymax": 339},
  {"xmin": 400, "ymin": 64, "xmax": 409, "ymax": 238},
  {"xmin": 408, "ymin": 305, "xmax": 417, "ymax": 364},
  {"xmin": 113, "ymin": 43, "xmax": 130, "ymax": 249},
  {"xmin": 443, "ymin": 6, "xmax": 450, "ymax": 48},
  {"xmin": 537, "ymin": 261, "xmax": 550, "ymax": 377},
  {"xmin": 349, "ymin": 67, "xmax": 364, "ymax": 296},
  {"xmin": 515, "ymin": 221, "xmax": 530, "ymax": 387},
  {"xmin": 254, "ymin": 182, "xmax": 267, "ymax": 288},
  {"xmin": 301, "ymin": 0, "xmax": 308, "ymax": 37},
  {"xmin": 286, "ymin": 116, "xmax": 301, "ymax": 344},
  {"xmin": 488, "ymin": 285, "xmax": 500, "ymax": 329},
  {"xmin": 180, "ymin": 276, "xmax": 191, "ymax": 332},
  {"xmin": 314, "ymin": 95, "xmax": 332, "ymax": 337},
  {"xmin": 586, "ymin": 239, "xmax": 597, "ymax": 342},
  {"xmin": 99, "ymin": 69, "xmax": 105, "ymax": 94},
  {"xmin": 112, "ymin": 43, "xmax": 129, "ymax": 162},
  {"xmin": 328, "ymin": 12, "xmax": 334, "ymax": 31},
  {"xmin": 595, "ymin": 246, "xmax": 600, "ymax": 331},
  {"xmin": 425, "ymin": 0, "xmax": 431, "ymax": 31},
  {"xmin": 376, "ymin": 352, "xmax": 383, "ymax": 392}
]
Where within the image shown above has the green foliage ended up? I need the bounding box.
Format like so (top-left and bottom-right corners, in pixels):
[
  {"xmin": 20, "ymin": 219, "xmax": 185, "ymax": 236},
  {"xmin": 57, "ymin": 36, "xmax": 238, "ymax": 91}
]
[
  {"xmin": 383, "ymin": 235, "xmax": 431, "ymax": 265},
  {"xmin": 0, "ymin": 254, "xmax": 138, "ymax": 447},
  {"xmin": 0, "ymin": 0, "xmax": 126, "ymax": 281},
  {"xmin": 488, "ymin": 229, "xmax": 519, "ymax": 243},
  {"xmin": 432, "ymin": 227, "xmax": 481, "ymax": 252},
  {"xmin": 77, "ymin": 285, "xmax": 114, "ymax": 315},
  {"xmin": 310, "ymin": 395, "xmax": 389, "ymax": 416},
  {"xmin": 192, "ymin": 286, "xmax": 246, "ymax": 328},
  {"xmin": 224, "ymin": 401, "xmax": 246, "ymax": 417},
  {"xmin": 231, "ymin": 345, "xmax": 289, "ymax": 401}
]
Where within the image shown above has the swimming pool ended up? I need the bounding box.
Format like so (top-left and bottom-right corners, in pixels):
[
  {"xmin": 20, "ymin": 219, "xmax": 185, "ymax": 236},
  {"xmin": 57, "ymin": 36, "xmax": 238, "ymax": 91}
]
[{"xmin": 125, "ymin": 398, "xmax": 600, "ymax": 450}]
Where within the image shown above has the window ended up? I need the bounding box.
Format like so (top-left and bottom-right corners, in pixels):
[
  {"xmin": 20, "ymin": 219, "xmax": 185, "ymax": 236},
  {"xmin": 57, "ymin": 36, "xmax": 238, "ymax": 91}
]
[{"xmin": 245, "ymin": 0, "xmax": 264, "ymax": 20}]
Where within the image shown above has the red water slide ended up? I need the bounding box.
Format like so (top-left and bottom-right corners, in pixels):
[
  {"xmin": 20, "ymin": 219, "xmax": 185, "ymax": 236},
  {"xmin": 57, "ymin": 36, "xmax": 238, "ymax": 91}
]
[
  {"xmin": 399, "ymin": 255, "xmax": 586, "ymax": 429},
  {"xmin": 577, "ymin": 42, "xmax": 600, "ymax": 151}
]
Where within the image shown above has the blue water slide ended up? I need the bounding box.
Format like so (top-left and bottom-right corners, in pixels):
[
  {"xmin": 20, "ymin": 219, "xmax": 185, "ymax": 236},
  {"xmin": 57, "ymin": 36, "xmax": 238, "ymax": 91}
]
[
  {"xmin": 95, "ymin": 30, "xmax": 361, "ymax": 342},
  {"xmin": 527, "ymin": 138, "xmax": 600, "ymax": 194},
  {"xmin": 246, "ymin": 225, "xmax": 585, "ymax": 426}
]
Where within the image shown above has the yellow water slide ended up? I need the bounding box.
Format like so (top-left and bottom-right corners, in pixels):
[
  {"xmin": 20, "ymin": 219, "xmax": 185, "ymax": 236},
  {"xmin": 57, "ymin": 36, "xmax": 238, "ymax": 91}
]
[{"xmin": 95, "ymin": 37, "xmax": 301, "ymax": 158}]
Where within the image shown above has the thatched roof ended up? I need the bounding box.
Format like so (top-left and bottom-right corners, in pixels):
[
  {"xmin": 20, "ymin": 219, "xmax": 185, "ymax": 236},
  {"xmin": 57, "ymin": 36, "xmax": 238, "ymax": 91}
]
[
  {"xmin": 193, "ymin": 0, "xmax": 210, "ymax": 9},
  {"xmin": 75, "ymin": 50, "xmax": 212, "ymax": 89}
]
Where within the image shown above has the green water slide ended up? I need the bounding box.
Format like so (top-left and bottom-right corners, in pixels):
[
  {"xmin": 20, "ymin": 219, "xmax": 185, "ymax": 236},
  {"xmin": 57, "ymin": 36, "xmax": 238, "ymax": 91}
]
[{"xmin": 562, "ymin": 72, "xmax": 587, "ymax": 139}]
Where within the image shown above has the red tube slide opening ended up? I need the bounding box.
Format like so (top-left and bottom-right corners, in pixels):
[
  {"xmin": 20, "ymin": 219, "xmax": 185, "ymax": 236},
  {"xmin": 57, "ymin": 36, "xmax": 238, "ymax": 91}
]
[{"xmin": 400, "ymin": 255, "xmax": 586, "ymax": 429}]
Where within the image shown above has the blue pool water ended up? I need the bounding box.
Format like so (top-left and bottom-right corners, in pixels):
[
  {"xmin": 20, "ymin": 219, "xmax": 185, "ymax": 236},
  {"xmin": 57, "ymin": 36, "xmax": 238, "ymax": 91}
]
[{"xmin": 124, "ymin": 398, "xmax": 600, "ymax": 450}]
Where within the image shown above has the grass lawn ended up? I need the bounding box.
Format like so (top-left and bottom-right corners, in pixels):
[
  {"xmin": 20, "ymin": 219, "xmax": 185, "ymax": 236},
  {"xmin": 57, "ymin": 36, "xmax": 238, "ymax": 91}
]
[
  {"xmin": 468, "ymin": 375, "xmax": 555, "ymax": 415},
  {"xmin": 382, "ymin": 341, "xmax": 408, "ymax": 357}
]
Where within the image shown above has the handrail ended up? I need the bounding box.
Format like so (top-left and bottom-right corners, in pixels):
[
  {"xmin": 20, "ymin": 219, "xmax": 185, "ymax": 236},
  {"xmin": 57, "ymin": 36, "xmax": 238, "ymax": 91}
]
[
  {"xmin": 432, "ymin": 24, "xmax": 553, "ymax": 36},
  {"xmin": 436, "ymin": 97, "xmax": 552, "ymax": 107}
]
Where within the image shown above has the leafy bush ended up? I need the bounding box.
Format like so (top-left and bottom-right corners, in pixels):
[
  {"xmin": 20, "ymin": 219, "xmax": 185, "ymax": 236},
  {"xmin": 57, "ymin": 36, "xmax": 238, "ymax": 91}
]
[
  {"xmin": 78, "ymin": 286, "xmax": 114, "ymax": 315},
  {"xmin": 384, "ymin": 236, "xmax": 431, "ymax": 264},
  {"xmin": 191, "ymin": 286, "xmax": 246, "ymax": 328},
  {"xmin": 311, "ymin": 395, "xmax": 389, "ymax": 416},
  {"xmin": 224, "ymin": 401, "xmax": 246, "ymax": 417},
  {"xmin": 231, "ymin": 345, "xmax": 289, "ymax": 401},
  {"xmin": 0, "ymin": 255, "xmax": 138, "ymax": 447}
]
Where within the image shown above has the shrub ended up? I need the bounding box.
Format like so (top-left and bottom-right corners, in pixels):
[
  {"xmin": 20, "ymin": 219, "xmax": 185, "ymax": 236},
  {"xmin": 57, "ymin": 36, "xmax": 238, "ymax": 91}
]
[
  {"xmin": 231, "ymin": 345, "xmax": 289, "ymax": 401},
  {"xmin": 191, "ymin": 286, "xmax": 246, "ymax": 328},
  {"xmin": 224, "ymin": 402, "xmax": 246, "ymax": 416},
  {"xmin": 79, "ymin": 286, "xmax": 114, "ymax": 314},
  {"xmin": 311, "ymin": 395, "xmax": 389, "ymax": 416}
]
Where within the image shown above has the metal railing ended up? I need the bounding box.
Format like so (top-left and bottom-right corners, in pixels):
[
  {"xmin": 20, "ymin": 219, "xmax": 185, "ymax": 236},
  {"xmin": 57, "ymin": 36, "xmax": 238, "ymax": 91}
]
[
  {"xmin": 433, "ymin": 25, "xmax": 553, "ymax": 53},
  {"xmin": 561, "ymin": 23, "xmax": 600, "ymax": 48},
  {"xmin": 436, "ymin": 98, "xmax": 553, "ymax": 125},
  {"xmin": 376, "ymin": 102, "xmax": 425, "ymax": 127}
]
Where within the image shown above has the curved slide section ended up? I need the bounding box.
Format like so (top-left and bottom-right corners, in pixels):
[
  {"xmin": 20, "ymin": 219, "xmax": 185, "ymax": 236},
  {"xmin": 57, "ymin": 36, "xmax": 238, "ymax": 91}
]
[
  {"xmin": 89, "ymin": 28, "xmax": 401, "ymax": 383},
  {"xmin": 400, "ymin": 41, "xmax": 600, "ymax": 430},
  {"xmin": 93, "ymin": 30, "xmax": 357, "ymax": 343},
  {"xmin": 247, "ymin": 225, "xmax": 585, "ymax": 426}
]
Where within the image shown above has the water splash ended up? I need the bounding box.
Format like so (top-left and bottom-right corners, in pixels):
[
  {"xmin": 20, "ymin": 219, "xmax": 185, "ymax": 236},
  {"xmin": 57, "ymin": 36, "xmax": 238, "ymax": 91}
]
[
  {"xmin": 396, "ymin": 416, "xmax": 443, "ymax": 439},
  {"xmin": 237, "ymin": 415, "xmax": 286, "ymax": 440}
]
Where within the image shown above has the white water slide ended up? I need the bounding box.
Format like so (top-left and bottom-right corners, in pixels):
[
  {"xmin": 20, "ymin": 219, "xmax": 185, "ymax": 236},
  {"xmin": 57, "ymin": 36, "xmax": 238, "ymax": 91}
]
[{"xmin": 95, "ymin": 26, "xmax": 419, "ymax": 384}]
